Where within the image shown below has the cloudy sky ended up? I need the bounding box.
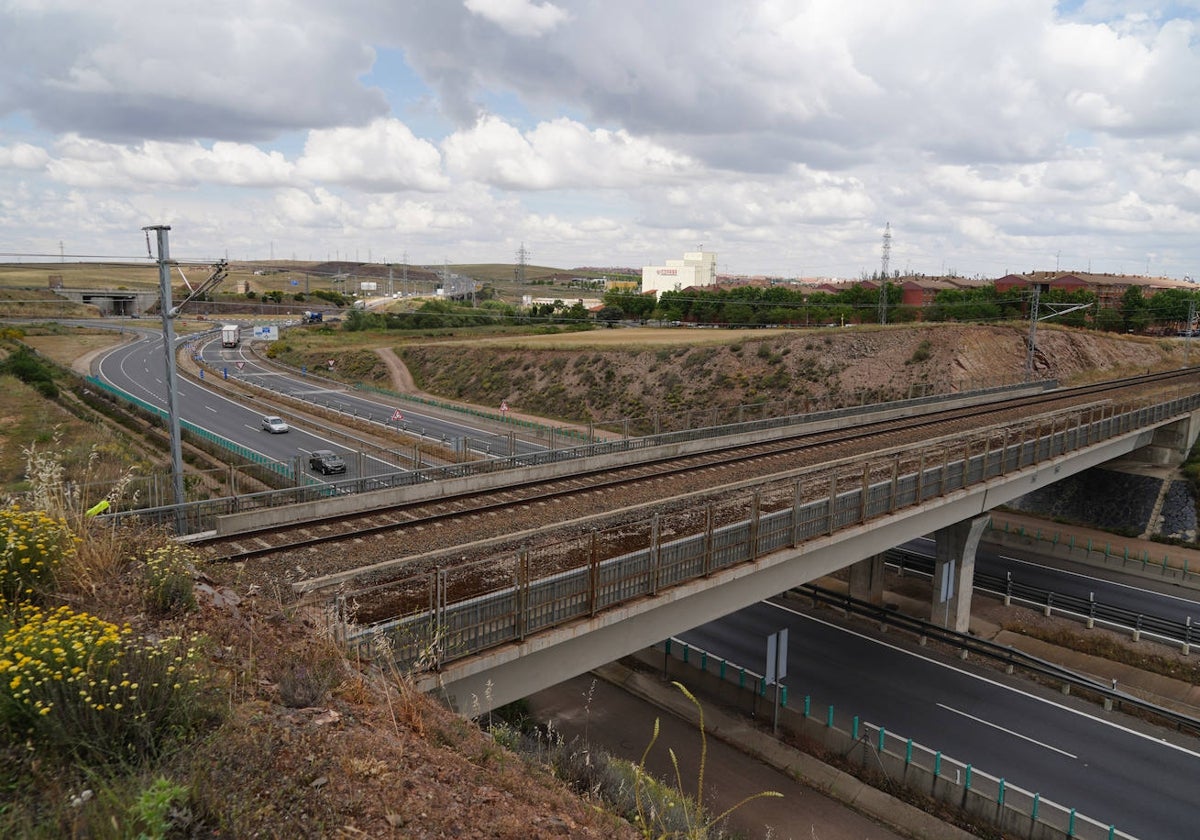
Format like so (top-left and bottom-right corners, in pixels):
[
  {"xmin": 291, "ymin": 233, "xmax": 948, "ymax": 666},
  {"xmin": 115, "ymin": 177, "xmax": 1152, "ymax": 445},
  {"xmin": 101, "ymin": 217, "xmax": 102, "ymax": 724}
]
[{"xmin": 2, "ymin": 0, "xmax": 1200, "ymax": 279}]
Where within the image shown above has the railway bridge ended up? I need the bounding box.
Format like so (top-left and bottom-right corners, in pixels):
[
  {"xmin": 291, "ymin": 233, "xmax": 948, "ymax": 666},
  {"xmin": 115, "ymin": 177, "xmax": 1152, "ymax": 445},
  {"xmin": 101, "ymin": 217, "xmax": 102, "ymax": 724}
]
[{"xmin": 313, "ymin": 378, "xmax": 1200, "ymax": 712}]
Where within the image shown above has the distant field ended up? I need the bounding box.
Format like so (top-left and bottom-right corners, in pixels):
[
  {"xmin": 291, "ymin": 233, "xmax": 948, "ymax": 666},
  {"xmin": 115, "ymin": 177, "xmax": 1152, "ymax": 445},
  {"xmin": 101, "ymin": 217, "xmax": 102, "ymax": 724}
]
[
  {"xmin": 0, "ymin": 260, "xmax": 621, "ymax": 308},
  {"xmin": 428, "ymin": 326, "xmax": 799, "ymax": 349}
]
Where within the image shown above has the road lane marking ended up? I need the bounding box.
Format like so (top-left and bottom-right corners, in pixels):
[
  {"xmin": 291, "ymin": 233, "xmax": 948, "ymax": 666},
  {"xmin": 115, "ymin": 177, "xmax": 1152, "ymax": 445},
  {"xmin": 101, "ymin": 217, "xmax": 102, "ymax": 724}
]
[
  {"xmin": 765, "ymin": 600, "xmax": 1200, "ymax": 761},
  {"xmin": 936, "ymin": 703, "xmax": 1077, "ymax": 758}
]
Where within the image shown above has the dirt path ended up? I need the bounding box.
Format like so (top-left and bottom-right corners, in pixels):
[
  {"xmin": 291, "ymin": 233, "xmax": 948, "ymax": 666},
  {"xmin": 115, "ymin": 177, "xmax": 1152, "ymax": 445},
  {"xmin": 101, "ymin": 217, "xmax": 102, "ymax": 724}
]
[
  {"xmin": 373, "ymin": 347, "xmax": 419, "ymax": 393},
  {"xmin": 374, "ymin": 347, "xmax": 617, "ymax": 441}
]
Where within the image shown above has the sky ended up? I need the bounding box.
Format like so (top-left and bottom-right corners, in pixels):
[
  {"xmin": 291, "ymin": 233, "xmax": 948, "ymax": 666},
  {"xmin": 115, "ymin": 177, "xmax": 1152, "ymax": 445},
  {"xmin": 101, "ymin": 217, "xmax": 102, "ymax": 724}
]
[{"xmin": 2, "ymin": 0, "xmax": 1200, "ymax": 280}]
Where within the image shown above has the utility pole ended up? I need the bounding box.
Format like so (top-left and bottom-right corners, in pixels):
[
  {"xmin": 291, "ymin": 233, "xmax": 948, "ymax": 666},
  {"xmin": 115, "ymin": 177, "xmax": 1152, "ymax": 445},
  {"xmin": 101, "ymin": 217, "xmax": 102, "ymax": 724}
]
[
  {"xmin": 143, "ymin": 225, "xmax": 227, "ymax": 532},
  {"xmin": 1187, "ymin": 297, "xmax": 1197, "ymax": 366},
  {"xmin": 145, "ymin": 226, "xmax": 186, "ymax": 529},
  {"xmin": 878, "ymin": 222, "xmax": 891, "ymax": 325},
  {"xmin": 1024, "ymin": 284, "xmax": 1040, "ymax": 381}
]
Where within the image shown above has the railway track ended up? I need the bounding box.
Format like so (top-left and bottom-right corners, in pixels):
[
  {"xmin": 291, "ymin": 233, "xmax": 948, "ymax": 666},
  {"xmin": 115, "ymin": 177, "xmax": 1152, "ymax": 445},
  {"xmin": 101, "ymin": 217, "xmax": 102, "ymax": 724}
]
[{"xmin": 197, "ymin": 369, "xmax": 1200, "ymax": 598}]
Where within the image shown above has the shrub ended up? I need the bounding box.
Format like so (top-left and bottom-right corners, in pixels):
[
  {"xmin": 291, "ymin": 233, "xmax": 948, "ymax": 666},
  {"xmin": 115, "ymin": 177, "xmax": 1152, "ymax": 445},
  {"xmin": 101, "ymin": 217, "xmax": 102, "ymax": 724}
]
[
  {"xmin": 276, "ymin": 645, "xmax": 341, "ymax": 708},
  {"xmin": 0, "ymin": 346, "xmax": 58, "ymax": 398},
  {"xmin": 0, "ymin": 506, "xmax": 76, "ymax": 604},
  {"xmin": 0, "ymin": 605, "xmax": 204, "ymax": 762},
  {"xmin": 908, "ymin": 339, "xmax": 933, "ymax": 365},
  {"xmin": 141, "ymin": 545, "xmax": 197, "ymax": 617}
]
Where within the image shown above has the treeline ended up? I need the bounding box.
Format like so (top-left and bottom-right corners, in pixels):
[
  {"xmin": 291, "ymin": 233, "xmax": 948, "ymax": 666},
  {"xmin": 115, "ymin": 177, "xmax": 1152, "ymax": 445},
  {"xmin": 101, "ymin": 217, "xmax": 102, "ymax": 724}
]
[
  {"xmin": 603, "ymin": 283, "xmax": 1199, "ymax": 332},
  {"xmin": 340, "ymin": 298, "xmax": 595, "ymax": 331}
]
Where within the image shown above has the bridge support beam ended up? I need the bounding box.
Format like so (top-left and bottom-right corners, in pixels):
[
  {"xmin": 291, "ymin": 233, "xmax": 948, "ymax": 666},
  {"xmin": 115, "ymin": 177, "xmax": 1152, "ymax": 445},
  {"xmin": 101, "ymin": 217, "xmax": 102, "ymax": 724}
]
[
  {"xmin": 931, "ymin": 514, "xmax": 991, "ymax": 633},
  {"xmin": 848, "ymin": 552, "xmax": 886, "ymax": 606}
]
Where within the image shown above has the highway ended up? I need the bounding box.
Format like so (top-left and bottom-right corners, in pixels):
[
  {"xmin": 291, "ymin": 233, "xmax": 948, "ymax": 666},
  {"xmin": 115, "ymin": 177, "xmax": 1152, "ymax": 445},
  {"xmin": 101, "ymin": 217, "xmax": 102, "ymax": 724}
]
[
  {"xmin": 92, "ymin": 322, "xmax": 541, "ymax": 483},
  {"xmin": 681, "ymin": 595, "xmax": 1200, "ymax": 839},
  {"xmin": 905, "ymin": 535, "xmax": 1200, "ymax": 635},
  {"xmin": 197, "ymin": 324, "xmax": 542, "ymax": 458}
]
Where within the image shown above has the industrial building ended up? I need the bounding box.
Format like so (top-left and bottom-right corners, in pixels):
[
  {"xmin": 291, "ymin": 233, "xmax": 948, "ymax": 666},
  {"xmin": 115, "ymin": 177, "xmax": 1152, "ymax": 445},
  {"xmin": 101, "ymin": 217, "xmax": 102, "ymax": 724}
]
[{"xmin": 641, "ymin": 251, "xmax": 718, "ymax": 298}]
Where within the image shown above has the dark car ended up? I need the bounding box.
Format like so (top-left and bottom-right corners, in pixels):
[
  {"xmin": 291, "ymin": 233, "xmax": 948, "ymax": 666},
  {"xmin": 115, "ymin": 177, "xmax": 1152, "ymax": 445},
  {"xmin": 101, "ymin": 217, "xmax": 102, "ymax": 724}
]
[{"xmin": 308, "ymin": 449, "xmax": 346, "ymax": 475}]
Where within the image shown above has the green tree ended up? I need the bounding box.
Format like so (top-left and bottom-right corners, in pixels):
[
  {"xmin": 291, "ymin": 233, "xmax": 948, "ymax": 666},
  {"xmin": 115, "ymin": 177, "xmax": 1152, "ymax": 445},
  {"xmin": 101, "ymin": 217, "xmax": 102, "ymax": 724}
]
[
  {"xmin": 596, "ymin": 305, "xmax": 623, "ymax": 327},
  {"xmin": 1120, "ymin": 285, "xmax": 1150, "ymax": 333}
]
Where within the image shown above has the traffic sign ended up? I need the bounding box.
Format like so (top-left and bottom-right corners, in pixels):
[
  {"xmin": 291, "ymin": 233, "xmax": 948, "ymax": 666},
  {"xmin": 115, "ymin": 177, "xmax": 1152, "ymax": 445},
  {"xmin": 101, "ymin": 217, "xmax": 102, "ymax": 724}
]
[
  {"xmin": 391, "ymin": 409, "xmax": 404, "ymax": 422},
  {"xmin": 500, "ymin": 400, "xmax": 509, "ymax": 413},
  {"xmin": 236, "ymin": 361, "xmax": 245, "ymax": 370}
]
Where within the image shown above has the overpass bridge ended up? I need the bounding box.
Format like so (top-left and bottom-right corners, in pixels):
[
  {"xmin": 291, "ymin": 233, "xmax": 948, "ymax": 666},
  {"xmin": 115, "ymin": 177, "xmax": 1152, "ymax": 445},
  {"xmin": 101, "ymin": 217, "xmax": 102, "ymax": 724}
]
[{"xmin": 341, "ymin": 384, "xmax": 1200, "ymax": 712}]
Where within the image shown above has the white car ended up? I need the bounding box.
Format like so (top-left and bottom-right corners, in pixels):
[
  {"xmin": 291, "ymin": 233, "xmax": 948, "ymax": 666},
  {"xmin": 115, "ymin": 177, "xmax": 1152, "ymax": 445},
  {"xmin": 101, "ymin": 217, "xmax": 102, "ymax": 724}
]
[{"xmin": 261, "ymin": 415, "xmax": 290, "ymax": 434}]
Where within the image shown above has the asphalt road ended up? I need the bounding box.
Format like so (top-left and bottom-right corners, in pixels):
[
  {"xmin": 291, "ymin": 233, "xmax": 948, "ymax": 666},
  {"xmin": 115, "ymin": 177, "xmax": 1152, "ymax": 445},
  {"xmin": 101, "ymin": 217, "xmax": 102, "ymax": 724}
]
[
  {"xmin": 92, "ymin": 324, "xmax": 535, "ymax": 483},
  {"xmin": 199, "ymin": 325, "xmax": 541, "ymax": 458},
  {"xmin": 681, "ymin": 599, "xmax": 1200, "ymax": 839}
]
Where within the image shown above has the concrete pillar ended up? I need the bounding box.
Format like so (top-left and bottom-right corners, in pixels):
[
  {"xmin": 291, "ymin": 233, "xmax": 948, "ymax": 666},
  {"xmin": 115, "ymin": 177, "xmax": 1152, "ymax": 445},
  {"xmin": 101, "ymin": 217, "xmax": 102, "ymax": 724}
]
[
  {"xmin": 848, "ymin": 552, "xmax": 886, "ymax": 606},
  {"xmin": 931, "ymin": 514, "xmax": 991, "ymax": 633}
]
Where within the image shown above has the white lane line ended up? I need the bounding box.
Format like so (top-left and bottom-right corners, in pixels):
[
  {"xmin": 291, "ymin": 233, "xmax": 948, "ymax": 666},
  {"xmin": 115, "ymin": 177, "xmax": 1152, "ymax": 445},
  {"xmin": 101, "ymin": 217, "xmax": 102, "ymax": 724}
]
[
  {"xmin": 766, "ymin": 600, "xmax": 1200, "ymax": 761},
  {"xmin": 936, "ymin": 703, "xmax": 1077, "ymax": 759},
  {"xmin": 999, "ymin": 553, "xmax": 1200, "ymax": 607}
]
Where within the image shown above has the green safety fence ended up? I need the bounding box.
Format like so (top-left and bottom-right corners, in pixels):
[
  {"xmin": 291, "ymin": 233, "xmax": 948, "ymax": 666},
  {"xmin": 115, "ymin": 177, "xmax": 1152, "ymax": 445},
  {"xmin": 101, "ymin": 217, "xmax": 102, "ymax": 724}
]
[
  {"xmin": 86, "ymin": 376, "xmax": 294, "ymax": 482},
  {"xmin": 354, "ymin": 382, "xmax": 589, "ymax": 441}
]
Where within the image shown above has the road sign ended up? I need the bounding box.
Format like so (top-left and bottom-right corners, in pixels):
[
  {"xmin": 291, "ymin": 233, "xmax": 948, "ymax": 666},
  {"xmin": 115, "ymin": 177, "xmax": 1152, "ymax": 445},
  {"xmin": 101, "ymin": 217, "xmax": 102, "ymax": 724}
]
[
  {"xmin": 236, "ymin": 361, "xmax": 245, "ymax": 370},
  {"xmin": 391, "ymin": 409, "xmax": 404, "ymax": 422}
]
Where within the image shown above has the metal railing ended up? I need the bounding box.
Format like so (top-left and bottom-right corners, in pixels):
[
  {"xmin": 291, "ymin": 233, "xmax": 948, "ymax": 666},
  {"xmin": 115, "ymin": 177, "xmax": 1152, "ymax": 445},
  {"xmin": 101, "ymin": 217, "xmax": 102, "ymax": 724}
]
[
  {"xmin": 887, "ymin": 547, "xmax": 1200, "ymax": 652},
  {"xmin": 94, "ymin": 374, "xmax": 1060, "ymax": 535},
  {"xmin": 342, "ymin": 389, "xmax": 1200, "ymax": 673}
]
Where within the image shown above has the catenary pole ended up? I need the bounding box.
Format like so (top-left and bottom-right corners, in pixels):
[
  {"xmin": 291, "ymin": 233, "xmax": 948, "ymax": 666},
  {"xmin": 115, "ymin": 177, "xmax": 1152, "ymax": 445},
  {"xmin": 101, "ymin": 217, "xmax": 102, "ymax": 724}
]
[{"xmin": 145, "ymin": 225, "xmax": 186, "ymax": 532}]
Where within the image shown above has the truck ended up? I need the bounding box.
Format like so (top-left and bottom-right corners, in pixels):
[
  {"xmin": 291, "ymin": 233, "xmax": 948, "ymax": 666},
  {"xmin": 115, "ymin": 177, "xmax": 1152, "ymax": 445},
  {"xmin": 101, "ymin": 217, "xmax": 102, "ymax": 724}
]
[
  {"xmin": 302, "ymin": 311, "xmax": 323, "ymax": 324},
  {"xmin": 221, "ymin": 324, "xmax": 240, "ymax": 348}
]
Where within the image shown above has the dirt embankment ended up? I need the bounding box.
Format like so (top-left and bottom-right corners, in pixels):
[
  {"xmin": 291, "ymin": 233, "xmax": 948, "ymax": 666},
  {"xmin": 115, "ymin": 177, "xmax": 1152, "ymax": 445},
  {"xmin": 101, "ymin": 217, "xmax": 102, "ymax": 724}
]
[{"xmin": 392, "ymin": 324, "xmax": 1184, "ymax": 425}]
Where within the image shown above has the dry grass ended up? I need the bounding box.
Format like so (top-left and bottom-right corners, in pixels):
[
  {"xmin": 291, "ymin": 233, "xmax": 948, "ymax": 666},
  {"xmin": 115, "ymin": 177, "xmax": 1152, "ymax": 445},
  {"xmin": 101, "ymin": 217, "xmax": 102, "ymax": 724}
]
[{"xmin": 425, "ymin": 326, "xmax": 801, "ymax": 349}]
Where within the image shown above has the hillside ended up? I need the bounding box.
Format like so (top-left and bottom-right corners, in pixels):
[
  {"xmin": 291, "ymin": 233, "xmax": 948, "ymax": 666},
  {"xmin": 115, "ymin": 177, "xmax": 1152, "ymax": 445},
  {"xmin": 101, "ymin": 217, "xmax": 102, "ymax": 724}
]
[{"xmin": 309, "ymin": 323, "xmax": 1188, "ymax": 427}]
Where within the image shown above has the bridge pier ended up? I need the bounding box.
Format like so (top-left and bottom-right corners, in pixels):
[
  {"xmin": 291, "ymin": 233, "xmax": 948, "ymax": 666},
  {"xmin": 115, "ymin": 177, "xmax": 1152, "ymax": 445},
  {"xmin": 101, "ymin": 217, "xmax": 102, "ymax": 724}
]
[
  {"xmin": 931, "ymin": 514, "xmax": 991, "ymax": 633},
  {"xmin": 848, "ymin": 552, "xmax": 886, "ymax": 606}
]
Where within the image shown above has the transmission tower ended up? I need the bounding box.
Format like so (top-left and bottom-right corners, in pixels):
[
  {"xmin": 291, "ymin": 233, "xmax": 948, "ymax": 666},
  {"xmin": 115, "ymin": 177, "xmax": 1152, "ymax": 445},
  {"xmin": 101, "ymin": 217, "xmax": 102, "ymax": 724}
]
[
  {"xmin": 878, "ymin": 222, "xmax": 892, "ymax": 324},
  {"xmin": 515, "ymin": 242, "xmax": 529, "ymax": 284}
]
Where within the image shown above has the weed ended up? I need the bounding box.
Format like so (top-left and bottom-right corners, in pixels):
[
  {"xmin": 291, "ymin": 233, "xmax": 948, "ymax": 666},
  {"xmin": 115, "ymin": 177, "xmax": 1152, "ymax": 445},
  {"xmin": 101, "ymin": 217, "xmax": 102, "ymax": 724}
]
[
  {"xmin": 0, "ymin": 505, "xmax": 75, "ymax": 603},
  {"xmin": 129, "ymin": 776, "xmax": 188, "ymax": 840},
  {"xmin": 0, "ymin": 604, "xmax": 205, "ymax": 763},
  {"xmin": 907, "ymin": 340, "xmax": 933, "ymax": 365},
  {"xmin": 140, "ymin": 544, "xmax": 197, "ymax": 616}
]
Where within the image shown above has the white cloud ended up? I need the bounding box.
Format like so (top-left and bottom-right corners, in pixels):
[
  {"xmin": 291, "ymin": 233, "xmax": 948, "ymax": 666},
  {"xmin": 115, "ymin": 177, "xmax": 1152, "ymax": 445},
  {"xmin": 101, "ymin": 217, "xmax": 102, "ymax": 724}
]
[
  {"xmin": 297, "ymin": 119, "xmax": 448, "ymax": 191},
  {"xmin": 43, "ymin": 136, "xmax": 293, "ymax": 188},
  {"xmin": 464, "ymin": 0, "xmax": 568, "ymax": 37},
  {"xmin": 0, "ymin": 142, "xmax": 49, "ymax": 170},
  {"xmin": 442, "ymin": 115, "xmax": 694, "ymax": 189},
  {"xmin": 1, "ymin": 1, "xmax": 1200, "ymax": 277}
]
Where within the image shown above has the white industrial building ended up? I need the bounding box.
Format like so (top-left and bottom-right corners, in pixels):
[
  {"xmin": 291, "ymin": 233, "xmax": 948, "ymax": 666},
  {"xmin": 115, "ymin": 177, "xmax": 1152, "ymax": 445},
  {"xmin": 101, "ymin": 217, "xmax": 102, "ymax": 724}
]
[{"xmin": 641, "ymin": 251, "xmax": 718, "ymax": 298}]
